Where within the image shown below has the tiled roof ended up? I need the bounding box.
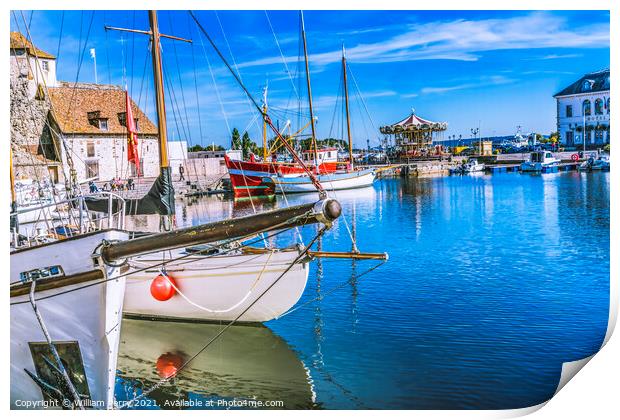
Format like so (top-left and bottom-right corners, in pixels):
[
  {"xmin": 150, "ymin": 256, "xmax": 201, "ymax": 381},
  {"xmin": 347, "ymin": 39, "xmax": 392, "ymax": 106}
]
[
  {"xmin": 553, "ymin": 68, "xmax": 610, "ymax": 97},
  {"xmin": 47, "ymin": 84, "xmax": 158, "ymax": 136},
  {"xmin": 10, "ymin": 31, "xmax": 56, "ymax": 60}
]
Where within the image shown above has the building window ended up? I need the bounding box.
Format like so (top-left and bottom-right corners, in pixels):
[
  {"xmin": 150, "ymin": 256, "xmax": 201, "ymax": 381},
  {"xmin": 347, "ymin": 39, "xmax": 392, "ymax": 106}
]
[
  {"xmin": 86, "ymin": 161, "xmax": 99, "ymax": 179},
  {"xmin": 595, "ymin": 130, "xmax": 604, "ymax": 144},
  {"xmin": 565, "ymin": 105, "xmax": 572, "ymax": 117},
  {"xmin": 98, "ymin": 119, "xmax": 108, "ymax": 131},
  {"xmin": 608, "ymin": 98, "xmax": 610, "ymax": 114},
  {"xmin": 41, "ymin": 60, "xmax": 49, "ymax": 71},
  {"xmin": 565, "ymin": 131, "xmax": 574, "ymax": 146},
  {"xmin": 130, "ymin": 159, "xmax": 144, "ymax": 177},
  {"xmin": 582, "ymin": 80, "xmax": 592, "ymax": 91},
  {"xmin": 86, "ymin": 141, "xmax": 95, "ymax": 157},
  {"xmin": 595, "ymin": 98, "xmax": 604, "ymax": 115},
  {"xmin": 118, "ymin": 112, "xmax": 127, "ymax": 127},
  {"xmin": 582, "ymin": 100, "xmax": 591, "ymax": 116}
]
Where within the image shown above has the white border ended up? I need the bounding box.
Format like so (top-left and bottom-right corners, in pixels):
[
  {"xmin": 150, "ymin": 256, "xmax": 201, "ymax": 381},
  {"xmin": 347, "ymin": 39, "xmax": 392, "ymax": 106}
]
[{"xmin": 1, "ymin": 1, "xmax": 616, "ymax": 418}]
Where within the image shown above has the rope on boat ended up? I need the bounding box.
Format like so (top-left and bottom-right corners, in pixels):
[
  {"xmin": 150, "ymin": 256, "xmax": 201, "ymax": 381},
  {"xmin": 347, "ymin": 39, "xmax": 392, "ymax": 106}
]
[
  {"xmin": 276, "ymin": 259, "xmax": 387, "ymax": 319},
  {"xmin": 116, "ymin": 227, "xmax": 327, "ymax": 409},
  {"xmin": 157, "ymin": 250, "xmax": 275, "ymax": 314},
  {"xmin": 28, "ymin": 281, "xmax": 85, "ymax": 410}
]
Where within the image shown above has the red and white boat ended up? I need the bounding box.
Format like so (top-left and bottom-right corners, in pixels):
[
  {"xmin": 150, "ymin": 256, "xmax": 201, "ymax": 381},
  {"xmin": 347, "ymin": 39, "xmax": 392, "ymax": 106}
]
[{"xmin": 224, "ymin": 148, "xmax": 342, "ymax": 198}]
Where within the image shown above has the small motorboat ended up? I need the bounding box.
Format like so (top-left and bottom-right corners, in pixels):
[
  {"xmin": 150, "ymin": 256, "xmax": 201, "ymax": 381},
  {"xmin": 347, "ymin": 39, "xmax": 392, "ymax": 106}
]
[
  {"xmin": 520, "ymin": 151, "xmax": 560, "ymax": 172},
  {"xmin": 579, "ymin": 154, "xmax": 610, "ymax": 171},
  {"xmin": 450, "ymin": 158, "xmax": 485, "ymax": 174}
]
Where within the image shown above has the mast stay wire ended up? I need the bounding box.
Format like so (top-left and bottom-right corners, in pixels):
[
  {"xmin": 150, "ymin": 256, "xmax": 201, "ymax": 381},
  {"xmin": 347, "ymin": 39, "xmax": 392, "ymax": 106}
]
[
  {"xmin": 189, "ymin": 11, "xmax": 326, "ymax": 196},
  {"xmin": 264, "ymin": 10, "xmax": 300, "ymax": 102},
  {"xmin": 13, "ymin": 12, "xmax": 82, "ymax": 191},
  {"xmin": 55, "ymin": 11, "xmax": 65, "ymax": 62},
  {"xmin": 214, "ymin": 11, "xmax": 262, "ymax": 140}
]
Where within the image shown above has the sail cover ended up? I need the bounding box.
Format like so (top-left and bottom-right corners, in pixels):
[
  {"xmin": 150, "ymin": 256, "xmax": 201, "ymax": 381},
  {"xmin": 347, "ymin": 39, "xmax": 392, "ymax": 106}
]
[{"xmin": 84, "ymin": 167, "xmax": 175, "ymax": 215}]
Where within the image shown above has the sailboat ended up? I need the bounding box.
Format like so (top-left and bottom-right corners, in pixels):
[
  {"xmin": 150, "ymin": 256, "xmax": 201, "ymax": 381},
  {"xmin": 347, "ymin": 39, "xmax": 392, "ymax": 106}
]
[
  {"xmin": 271, "ymin": 33, "xmax": 376, "ymax": 194},
  {"xmin": 9, "ymin": 19, "xmax": 132, "ymax": 409},
  {"xmin": 10, "ymin": 11, "xmax": 342, "ymax": 409},
  {"xmin": 86, "ymin": 11, "xmax": 342, "ymax": 323},
  {"xmin": 223, "ymin": 14, "xmax": 344, "ymax": 199}
]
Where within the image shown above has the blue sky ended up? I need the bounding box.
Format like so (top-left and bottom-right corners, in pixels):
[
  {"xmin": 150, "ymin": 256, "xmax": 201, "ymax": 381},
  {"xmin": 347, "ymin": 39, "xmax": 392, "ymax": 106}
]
[{"xmin": 11, "ymin": 10, "xmax": 610, "ymax": 149}]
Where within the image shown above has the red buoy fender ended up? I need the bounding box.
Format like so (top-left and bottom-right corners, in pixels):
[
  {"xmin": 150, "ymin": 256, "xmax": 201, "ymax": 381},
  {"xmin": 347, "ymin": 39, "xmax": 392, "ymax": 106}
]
[
  {"xmin": 571, "ymin": 153, "xmax": 579, "ymax": 162},
  {"xmin": 150, "ymin": 273, "xmax": 177, "ymax": 301}
]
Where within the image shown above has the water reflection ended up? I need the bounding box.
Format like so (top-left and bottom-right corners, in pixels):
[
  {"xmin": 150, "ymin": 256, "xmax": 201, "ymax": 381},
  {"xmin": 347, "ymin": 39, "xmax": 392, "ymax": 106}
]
[
  {"xmin": 118, "ymin": 173, "xmax": 609, "ymax": 409},
  {"xmin": 116, "ymin": 318, "xmax": 315, "ymax": 409}
]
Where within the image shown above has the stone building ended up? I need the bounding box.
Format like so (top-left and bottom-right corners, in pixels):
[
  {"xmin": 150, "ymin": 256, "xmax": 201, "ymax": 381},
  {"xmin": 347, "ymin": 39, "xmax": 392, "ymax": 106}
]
[
  {"xmin": 10, "ymin": 31, "xmax": 160, "ymax": 184},
  {"xmin": 553, "ymin": 68, "xmax": 610, "ymax": 149},
  {"xmin": 46, "ymin": 83, "xmax": 160, "ymax": 181}
]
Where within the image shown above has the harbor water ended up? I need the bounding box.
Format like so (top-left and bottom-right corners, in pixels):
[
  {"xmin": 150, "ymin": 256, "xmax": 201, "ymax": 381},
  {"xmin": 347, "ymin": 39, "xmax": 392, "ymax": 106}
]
[{"xmin": 116, "ymin": 172, "xmax": 610, "ymax": 409}]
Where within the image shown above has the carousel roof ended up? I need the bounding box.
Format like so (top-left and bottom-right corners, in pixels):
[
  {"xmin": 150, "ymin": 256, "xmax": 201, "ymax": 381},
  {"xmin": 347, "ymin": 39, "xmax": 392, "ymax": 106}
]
[{"xmin": 380, "ymin": 111, "xmax": 447, "ymax": 134}]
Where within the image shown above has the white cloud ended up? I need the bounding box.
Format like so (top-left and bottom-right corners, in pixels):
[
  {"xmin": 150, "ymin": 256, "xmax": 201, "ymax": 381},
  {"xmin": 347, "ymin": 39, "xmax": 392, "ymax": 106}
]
[
  {"xmin": 235, "ymin": 12, "xmax": 608, "ymax": 69},
  {"xmin": 420, "ymin": 75, "xmax": 516, "ymax": 95}
]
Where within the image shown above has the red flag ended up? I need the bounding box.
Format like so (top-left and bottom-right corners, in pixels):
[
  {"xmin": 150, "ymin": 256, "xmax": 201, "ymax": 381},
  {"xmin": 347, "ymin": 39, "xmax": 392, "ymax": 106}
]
[{"xmin": 125, "ymin": 91, "xmax": 141, "ymax": 176}]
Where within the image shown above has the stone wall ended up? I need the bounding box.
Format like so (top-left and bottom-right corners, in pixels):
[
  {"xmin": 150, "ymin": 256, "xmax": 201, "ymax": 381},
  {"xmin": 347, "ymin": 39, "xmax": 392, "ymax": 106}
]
[{"xmin": 10, "ymin": 70, "xmax": 64, "ymax": 183}]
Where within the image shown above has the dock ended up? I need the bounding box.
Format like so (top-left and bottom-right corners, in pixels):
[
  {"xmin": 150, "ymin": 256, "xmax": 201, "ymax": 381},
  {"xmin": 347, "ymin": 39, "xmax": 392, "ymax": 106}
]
[{"xmin": 486, "ymin": 162, "xmax": 581, "ymax": 174}]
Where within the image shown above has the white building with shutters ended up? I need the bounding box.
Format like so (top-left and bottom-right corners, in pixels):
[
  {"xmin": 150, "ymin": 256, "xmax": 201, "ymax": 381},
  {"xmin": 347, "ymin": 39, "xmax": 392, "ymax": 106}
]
[{"xmin": 553, "ymin": 68, "xmax": 610, "ymax": 149}]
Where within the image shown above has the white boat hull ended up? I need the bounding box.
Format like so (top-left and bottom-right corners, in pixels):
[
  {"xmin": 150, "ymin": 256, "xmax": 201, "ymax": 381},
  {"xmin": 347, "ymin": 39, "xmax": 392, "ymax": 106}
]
[
  {"xmin": 520, "ymin": 161, "xmax": 559, "ymax": 172},
  {"xmin": 123, "ymin": 249, "xmax": 309, "ymax": 323},
  {"xmin": 272, "ymin": 169, "xmax": 376, "ymax": 194},
  {"xmin": 10, "ymin": 230, "xmax": 128, "ymax": 409},
  {"xmin": 463, "ymin": 163, "xmax": 485, "ymax": 173}
]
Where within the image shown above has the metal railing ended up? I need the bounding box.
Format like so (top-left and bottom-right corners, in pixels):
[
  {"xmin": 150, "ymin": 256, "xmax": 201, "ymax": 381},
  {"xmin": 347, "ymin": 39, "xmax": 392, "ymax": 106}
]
[{"xmin": 11, "ymin": 192, "xmax": 126, "ymax": 249}]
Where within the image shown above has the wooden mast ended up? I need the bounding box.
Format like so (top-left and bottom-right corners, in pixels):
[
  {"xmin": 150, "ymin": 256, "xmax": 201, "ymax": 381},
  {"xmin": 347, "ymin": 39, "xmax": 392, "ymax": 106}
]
[
  {"xmin": 148, "ymin": 10, "xmax": 169, "ymax": 169},
  {"xmin": 342, "ymin": 44, "xmax": 354, "ymax": 170},
  {"xmin": 300, "ymin": 11, "xmax": 319, "ymax": 169},
  {"xmin": 262, "ymin": 83, "xmax": 268, "ymax": 161}
]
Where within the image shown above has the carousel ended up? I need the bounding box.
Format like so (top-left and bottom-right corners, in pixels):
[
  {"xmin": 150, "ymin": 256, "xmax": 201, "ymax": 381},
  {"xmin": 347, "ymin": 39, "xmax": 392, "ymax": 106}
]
[{"xmin": 380, "ymin": 109, "xmax": 448, "ymax": 157}]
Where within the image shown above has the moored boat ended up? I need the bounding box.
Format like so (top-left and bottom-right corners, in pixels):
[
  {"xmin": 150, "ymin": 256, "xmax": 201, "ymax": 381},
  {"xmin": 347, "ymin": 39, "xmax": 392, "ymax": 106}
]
[
  {"xmin": 224, "ymin": 152, "xmax": 335, "ymax": 198},
  {"xmin": 272, "ymin": 168, "xmax": 376, "ymax": 194},
  {"xmin": 579, "ymin": 154, "xmax": 610, "ymax": 171},
  {"xmin": 124, "ymin": 247, "xmax": 309, "ymax": 323},
  {"xmin": 520, "ymin": 151, "xmax": 560, "ymax": 172},
  {"xmin": 450, "ymin": 157, "xmax": 485, "ymax": 174},
  {"xmin": 10, "ymin": 194, "xmax": 129, "ymax": 410}
]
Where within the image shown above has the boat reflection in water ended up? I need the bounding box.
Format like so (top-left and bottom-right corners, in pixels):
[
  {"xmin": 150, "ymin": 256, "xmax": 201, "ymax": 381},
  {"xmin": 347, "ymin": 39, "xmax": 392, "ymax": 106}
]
[{"xmin": 116, "ymin": 318, "xmax": 316, "ymax": 409}]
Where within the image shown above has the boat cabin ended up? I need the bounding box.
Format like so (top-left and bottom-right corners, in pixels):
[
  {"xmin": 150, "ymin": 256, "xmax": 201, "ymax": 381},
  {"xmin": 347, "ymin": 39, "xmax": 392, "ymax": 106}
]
[
  {"xmin": 530, "ymin": 151, "xmax": 555, "ymax": 163},
  {"xmin": 302, "ymin": 148, "xmax": 339, "ymax": 165}
]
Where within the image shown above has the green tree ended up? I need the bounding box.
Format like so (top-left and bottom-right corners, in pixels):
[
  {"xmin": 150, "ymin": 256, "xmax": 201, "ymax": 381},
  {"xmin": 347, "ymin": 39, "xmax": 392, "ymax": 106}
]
[
  {"xmin": 231, "ymin": 128, "xmax": 241, "ymax": 150},
  {"xmin": 241, "ymin": 131, "xmax": 252, "ymax": 159},
  {"xmin": 188, "ymin": 144, "xmax": 205, "ymax": 152}
]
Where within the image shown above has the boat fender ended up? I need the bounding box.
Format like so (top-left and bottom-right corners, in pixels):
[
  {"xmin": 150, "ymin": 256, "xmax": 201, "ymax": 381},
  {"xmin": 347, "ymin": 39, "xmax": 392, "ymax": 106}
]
[{"xmin": 150, "ymin": 273, "xmax": 177, "ymax": 301}]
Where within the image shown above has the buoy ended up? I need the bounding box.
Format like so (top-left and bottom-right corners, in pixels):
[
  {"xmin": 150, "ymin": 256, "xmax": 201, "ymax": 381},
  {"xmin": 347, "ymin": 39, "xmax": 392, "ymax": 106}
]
[
  {"xmin": 156, "ymin": 352, "xmax": 184, "ymax": 379},
  {"xmin": 150, "ymin": 273, "xmax": 176, "ymax": 301}
]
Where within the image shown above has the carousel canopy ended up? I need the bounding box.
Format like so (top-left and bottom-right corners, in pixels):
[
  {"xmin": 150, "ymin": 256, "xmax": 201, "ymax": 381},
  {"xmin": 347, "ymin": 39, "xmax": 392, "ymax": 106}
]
[{"xmin": 380, "ymin": 111, "xmax": 447, "ymax": 134}]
